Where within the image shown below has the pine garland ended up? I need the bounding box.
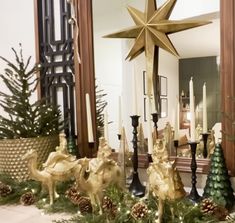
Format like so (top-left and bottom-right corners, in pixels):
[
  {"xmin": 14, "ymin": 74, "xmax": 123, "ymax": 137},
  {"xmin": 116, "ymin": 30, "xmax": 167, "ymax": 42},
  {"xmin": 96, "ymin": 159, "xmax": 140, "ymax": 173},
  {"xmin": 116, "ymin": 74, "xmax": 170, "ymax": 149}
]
[
  {"xmin": 52, "ymin": 186, "xmax": 220, "ymax": 223},
  {"xmin": 0, "ymin": 174, "xmax": 230, "ymax": 222},
  {"xmin": 0, "ymin": 45, "xmax": 63, "ymax": 139},
  {"xmin": 0, "ymin": 174, "xmax": 41, "ymax": 205}
]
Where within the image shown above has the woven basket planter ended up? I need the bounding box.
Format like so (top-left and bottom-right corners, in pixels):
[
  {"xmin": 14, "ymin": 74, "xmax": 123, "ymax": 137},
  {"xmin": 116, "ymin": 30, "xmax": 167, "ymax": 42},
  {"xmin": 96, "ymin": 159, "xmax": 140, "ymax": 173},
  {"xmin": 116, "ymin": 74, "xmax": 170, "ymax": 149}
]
[{"xmin": 0, "ymin": 135, "xmax": 59, "ymax": 181}]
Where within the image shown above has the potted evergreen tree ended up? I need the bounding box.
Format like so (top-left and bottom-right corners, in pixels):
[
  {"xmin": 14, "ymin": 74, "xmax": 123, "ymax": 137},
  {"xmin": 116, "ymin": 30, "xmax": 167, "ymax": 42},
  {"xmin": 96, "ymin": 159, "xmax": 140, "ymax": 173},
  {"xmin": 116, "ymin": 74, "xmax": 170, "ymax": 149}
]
[{"xmin": 0, "ymin": 46, "xmax": 63, "ymax": 181}]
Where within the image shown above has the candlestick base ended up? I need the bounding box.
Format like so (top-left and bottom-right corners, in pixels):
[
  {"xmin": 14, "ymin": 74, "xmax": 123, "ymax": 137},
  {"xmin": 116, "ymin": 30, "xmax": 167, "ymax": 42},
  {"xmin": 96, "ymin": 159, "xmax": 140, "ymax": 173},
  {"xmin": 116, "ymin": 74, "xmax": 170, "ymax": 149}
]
[
  {"xmin": 151, "ymin": 113, "xmax": 159, "ymax": 140},
  {"xmin": 129, "ymin": 172, "xmax": 145, "ymax": 197},
  {"xmin": 147, "ymin": 153, "xmax": 153, "ymax": 163},
  {"xmin": 187, "ymin": 187, "xmax": 202, "ymax": 203},
  {"xmin": 201, "ymin": 133, "xmax": 210, "ymax": 158},
  {"xmin": 173, "ymin": 140, "xmax": 179, "ymax": 157},
  {"xmin": 88, "ymin": 142, "xmax": 95, "ymax": 158},
  {"xmin": 187, "ymin": 141, "xmax": 201, "ymax": 203},
  {"xmin": 129, "ymin": 115, "xmax": 145, "ymax": 197}
]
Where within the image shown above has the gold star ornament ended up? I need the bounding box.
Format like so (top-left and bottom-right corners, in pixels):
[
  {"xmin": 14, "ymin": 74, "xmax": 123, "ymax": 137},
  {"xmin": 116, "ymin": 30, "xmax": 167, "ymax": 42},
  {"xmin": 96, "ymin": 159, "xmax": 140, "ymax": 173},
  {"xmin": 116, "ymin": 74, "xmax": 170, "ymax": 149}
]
[{"xmin": 104, "ymin": 0, "xmax": 211, "ymax": 107}]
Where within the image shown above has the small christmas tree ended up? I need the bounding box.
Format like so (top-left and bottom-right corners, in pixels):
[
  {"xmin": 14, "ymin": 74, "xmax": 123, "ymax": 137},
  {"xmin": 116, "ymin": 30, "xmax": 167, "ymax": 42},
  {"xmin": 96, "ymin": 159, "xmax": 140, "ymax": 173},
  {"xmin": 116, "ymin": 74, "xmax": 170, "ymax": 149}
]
[
  {"xmin": 203, "ymin": 143, "xmax": 234, "ymax": 209},
  {"xmin": 0, "ymin": 45, "xmax": 62, "ymax": 139}
]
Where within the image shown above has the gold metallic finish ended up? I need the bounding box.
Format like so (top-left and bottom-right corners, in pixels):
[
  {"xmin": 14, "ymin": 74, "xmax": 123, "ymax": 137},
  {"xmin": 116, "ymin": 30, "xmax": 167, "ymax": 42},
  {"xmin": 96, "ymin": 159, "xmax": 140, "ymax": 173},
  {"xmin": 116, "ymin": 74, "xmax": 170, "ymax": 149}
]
[
  {"xmin": 147, "ymin": 139, "xmax": 186, "ymax": 223},
  {"xmin": 22, "ymin": 148, "xmax": 79, "ymax": 205},
  {"xmin": 0, "ymin": 135, "xmax": 59, "ymax": 181},
  {"xmin": 105, "ymin": 0, "xmax": 211, "ymax": 100}
]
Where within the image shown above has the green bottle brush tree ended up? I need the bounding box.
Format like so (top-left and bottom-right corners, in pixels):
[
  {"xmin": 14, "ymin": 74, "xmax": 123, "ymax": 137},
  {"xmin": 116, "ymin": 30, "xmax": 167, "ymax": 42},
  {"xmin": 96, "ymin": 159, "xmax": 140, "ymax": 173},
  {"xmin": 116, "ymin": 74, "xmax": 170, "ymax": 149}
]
[{"xmin": 203, "ymin": 143, "xmax": 234, "ymax": 210}]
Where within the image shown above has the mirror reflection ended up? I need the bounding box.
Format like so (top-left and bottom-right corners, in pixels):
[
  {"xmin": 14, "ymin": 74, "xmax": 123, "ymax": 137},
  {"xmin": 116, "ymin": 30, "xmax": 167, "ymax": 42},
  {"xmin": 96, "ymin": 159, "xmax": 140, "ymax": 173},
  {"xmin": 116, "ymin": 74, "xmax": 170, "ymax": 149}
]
[{"xmin": 92, "ymin": 0, "xmax": 220, "ymax": 159}]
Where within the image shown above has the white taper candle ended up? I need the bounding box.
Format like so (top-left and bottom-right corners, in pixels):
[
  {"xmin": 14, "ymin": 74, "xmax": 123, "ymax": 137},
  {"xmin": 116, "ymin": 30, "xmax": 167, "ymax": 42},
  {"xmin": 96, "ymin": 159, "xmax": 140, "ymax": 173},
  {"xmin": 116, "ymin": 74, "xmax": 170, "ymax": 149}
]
[
  {"xmin": 118, "ymin": 96, "xmax": 122, "ymax": 135},
  {"xmin": 203, "ymin": 83, "xmax": 208, "ymax": 133},
  {"xmin": 132, "ymin": 67, "xmax": 138, "ymax": 115},
  {"xmin": 174, "ymin": 98, "xmax": 180, "ymax": 139},
  {"xmin": 104, "ymin": 110, "xmax": 109, "ymax": 144},
  {"xmin": 85, "ymin": 93, "xmax": 94, "ymax": 143},
  {"xmin": 146, "ymin": 96, "xmax": 153, "ymax": 154},
  {"xmin": 189, "ymin": 77, "xmax": 196, "ymax": 141}
]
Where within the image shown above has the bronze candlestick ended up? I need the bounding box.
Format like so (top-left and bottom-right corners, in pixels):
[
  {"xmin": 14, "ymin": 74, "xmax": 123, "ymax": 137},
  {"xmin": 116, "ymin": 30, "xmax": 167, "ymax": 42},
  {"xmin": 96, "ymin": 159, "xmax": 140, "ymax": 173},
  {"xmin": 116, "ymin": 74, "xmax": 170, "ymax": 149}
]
[
  {"xmin": 188, "ymin": 141, "xmax": 201, "ymax": 202},
  {"xmin": 151, "ymin": 112, "xmax": 159, "ymax": 131},
  {"xmin": 129, "ymin": 115, "xmax": 145, "ymax": 197},
  {"xmin": 174, "ymin": 139, "xmax": 179, "ymax": 157},
  {"xmin": 202, "ymin": 133, "xmax": 209, "ymax": 158},
  {"xmin": 148, "ymin": 113, "xmax": 159, "ymax": 163}
]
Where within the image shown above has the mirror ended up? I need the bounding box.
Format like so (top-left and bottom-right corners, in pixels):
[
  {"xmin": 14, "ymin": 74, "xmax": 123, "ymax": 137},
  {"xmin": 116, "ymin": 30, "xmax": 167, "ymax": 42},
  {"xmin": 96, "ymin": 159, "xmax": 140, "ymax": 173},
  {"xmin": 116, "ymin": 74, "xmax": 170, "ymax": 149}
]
[{"xmin": 92, "ymin": 0, "xmax": 220, "ymax": 159}]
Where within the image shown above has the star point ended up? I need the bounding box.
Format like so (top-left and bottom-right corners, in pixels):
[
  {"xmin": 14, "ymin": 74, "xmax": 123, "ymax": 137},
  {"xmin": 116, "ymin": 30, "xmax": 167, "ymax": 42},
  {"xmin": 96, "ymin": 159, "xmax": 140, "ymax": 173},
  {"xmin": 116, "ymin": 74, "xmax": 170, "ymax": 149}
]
[{"xmin": 104, "ymin": 0, "xmax": 211, "ymax": 107}]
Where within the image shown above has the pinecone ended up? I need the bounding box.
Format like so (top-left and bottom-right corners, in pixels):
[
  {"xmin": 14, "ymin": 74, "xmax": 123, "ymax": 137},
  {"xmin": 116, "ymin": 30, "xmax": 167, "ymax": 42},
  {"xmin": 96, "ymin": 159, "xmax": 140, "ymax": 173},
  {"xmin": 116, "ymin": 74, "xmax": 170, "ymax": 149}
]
[
  {"xmin": 213, "ymin": 205, "xmax": 229, "ymax": 221},
  {"xmin": 0, "ymin": 182, "xmax": 12, "ymax": 197},
  {"xmin": 226, "ymin": 214, "xmax": 235, "ymax": 223},
  {"xmin": 20, "ymin": 192, "xmax": 36, "ymax": 205},
  {"xmin": 65, "ymin": 186, "xmax": 81, "ymax": 205},
  {"xmin": 131, "ymin": 202, "xmax": 148, "ymax": 220},
  {"xmin": 102, "ymin": 196, "xmax": 117, "ymax": 218},
  {"xmin": 102, "ymin": 196, "xmax": 114, "ymax": 210},
  {"xmin": 77, "ymin": 197, "xmax": 92, "ymax": 214},
  {"xmin": 201, "ymin": 198, "xmax": 217, "ymax": 215}
]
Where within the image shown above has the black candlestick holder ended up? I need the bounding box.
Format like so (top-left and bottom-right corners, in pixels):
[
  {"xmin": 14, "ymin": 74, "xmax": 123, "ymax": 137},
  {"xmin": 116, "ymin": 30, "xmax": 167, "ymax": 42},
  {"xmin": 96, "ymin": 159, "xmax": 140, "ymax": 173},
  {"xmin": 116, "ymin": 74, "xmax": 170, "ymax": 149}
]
[
  {"xmin": 188, "ymin": 141, "xmax": 201, "ymax": 202},
  {"xmin": 202, "ymin": 133, "xmax": 209, "ymax": 158},
  {"xmin": 174, "ymin": 139, "xmax": 179, "ymax": 157},
  {"xmin": 88, "ymin": 142, "xmax": 95, "ymax": 158},
  {"xmin": 129, "ymin": 115, "xmax": 145, "ymax": 197},
  {"xmin": 151, "ymin": 113, "xmax": 159, "ymax": 131},
  {"xmin": 148, "ymin": 113, "xmax": 159, "ymax": 163},
  {"xmin": 147, "ymin": 153, "xmax": 153, "ymax": 163}
]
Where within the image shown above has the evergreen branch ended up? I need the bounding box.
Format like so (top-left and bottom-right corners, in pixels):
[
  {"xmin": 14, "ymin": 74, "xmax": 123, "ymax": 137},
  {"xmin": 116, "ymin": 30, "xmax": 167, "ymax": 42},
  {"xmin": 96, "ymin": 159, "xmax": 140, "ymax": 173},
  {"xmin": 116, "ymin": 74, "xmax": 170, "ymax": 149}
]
[
  {"xmin": 0, "ymin": 46, "xmax": 63, "ymax": 138},
  {"xmin": 12, "ymin": 46, "xmax": 24, "ymax": 71},
  {"xmin": 0, "ymin": 74, "xmax": 23, "ymax": 92},
  {"xmin": 1, "ymin": 73, "xmax": 23, "ymax": 90},
  {"xmin": 25, "ymin": 64, "xmax": 40, "ymax": 77},
  {"xmin": 0, "ymin": 56, "xmax": 19, "ymax": 74},
  {"xmin": 24, "ymin": 56, "xmax": 31, "ymax": 71},
  {"xmin": 1, "ymin": 78, "xmax": 22, "ymax": 96}
]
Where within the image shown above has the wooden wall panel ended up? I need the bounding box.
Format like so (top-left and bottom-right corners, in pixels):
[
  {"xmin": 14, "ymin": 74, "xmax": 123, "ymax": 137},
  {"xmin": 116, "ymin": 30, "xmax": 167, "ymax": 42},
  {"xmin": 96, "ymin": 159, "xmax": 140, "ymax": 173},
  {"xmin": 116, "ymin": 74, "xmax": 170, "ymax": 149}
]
[
  {"xmin": 74, "ymin": 0, "xmax": 97, "ymax": 157},
  {"xmin": 221, "ymin": 0, "xmax": 235, "ymax": 175}
]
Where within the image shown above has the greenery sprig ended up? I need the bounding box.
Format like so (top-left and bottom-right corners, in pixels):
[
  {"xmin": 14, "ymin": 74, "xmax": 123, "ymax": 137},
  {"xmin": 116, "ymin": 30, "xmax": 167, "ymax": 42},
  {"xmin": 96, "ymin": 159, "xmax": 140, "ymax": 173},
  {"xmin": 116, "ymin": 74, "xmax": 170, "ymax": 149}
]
[{"xmin": 0, "ymin": 174, "xmax": 229, "ymax": 223}]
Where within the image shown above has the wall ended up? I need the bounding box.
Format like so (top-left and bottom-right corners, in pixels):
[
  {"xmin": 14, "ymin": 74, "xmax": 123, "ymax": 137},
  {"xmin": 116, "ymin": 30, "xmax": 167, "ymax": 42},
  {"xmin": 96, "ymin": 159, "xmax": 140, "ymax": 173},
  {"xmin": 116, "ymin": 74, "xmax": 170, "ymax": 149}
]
[
  {"xmin": 124, "ymin": 0, "xmax": 219, "ymax": 19},
  {"xmin": 121, "ymin": 43, "xmax": 179, "ymax": 148},
  {"xmin": 0, "ymin": 0, "xmax": 36, "ymax": 112},
  {"xmin": 93, "ymin": 1, "xmax": 180, "ymax": 150},
  {"xmin": 92, "ymin": 0, "xmax": 219, "ymax": 150},
  {"xmin": 179, "ymin": 56, "xmax": 220, "ymax": 130},
  {"xmin": 93, "ymin": 10, "xmax": 125, "ymax": 149}
]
